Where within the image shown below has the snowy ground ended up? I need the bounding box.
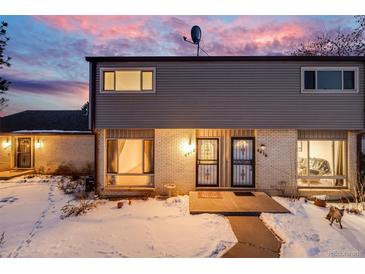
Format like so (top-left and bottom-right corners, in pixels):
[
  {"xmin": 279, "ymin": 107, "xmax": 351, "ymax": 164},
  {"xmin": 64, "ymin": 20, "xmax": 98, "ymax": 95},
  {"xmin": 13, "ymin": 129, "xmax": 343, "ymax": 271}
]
[
  {"xmin": 0, "ymin": 176, "xmax": 237, "ymax": 258},
  {"xmin": 261, "ymin": 197, "xmax": 365, "ymax": 258}
]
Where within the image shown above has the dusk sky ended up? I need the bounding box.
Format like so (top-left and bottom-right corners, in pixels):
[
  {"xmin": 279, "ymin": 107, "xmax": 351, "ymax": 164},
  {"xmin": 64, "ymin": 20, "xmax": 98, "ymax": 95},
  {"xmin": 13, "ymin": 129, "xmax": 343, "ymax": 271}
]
[{"xmin": 0, "ymin": 15, "xmax": 358, "ymax": 116}]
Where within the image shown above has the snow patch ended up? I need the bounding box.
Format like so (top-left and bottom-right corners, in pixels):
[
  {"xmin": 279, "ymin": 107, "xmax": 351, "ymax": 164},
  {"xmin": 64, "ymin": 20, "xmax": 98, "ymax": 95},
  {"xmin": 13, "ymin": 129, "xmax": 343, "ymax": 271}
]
[
  {"xmin": 0, "ymin": 176, "xmax": 237, "ymax": 258},
  {"xmin": 261, "ymin": 197, "xmax": 365, "ymax": 258}
]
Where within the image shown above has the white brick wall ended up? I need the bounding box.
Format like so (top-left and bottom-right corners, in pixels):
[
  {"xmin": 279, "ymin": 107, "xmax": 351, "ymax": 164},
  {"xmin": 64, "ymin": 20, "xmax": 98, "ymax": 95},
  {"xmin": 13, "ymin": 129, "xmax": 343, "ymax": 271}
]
[
  {"xmin": 95, "ymin": 129, "xmax": 105, "ymax": 194},
  {"xmin": 256, "ymin": 129, "xmax": 297, "ymax": 195},
  {"xmin": 348, "ymin": 131, "xmax": 358, "ymax": 191},
  {"xmin": 155, "ymin": 129, "xmax": 196, "ymax": 195}
]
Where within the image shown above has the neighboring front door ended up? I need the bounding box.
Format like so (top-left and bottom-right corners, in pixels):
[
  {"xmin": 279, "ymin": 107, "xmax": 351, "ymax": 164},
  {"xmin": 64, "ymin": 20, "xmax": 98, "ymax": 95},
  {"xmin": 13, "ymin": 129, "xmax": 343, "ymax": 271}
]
[
  {"xmin": 16, "ymin": 138, "xmax": 32, "ymax": 168},
  {"xmin": 231, "ymin": 137, "xmax": 255, "ymax": 187},
  {"xmin": 196, "ymin": 138, "xmax": 219, "ymax": 187}
]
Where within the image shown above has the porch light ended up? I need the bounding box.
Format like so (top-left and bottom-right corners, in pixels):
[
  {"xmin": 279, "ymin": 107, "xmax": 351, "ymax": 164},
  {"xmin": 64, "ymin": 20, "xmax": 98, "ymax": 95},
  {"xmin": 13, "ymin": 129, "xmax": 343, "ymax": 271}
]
[
  {"xmin": 182, "ymin": 138, "xmax": 195, "ymax": 157},
  {"xmin": 2, "ymin": 139, "xmax": 11, "ymax": 149},
  {"xmin": 257, "ymin": 143, "xmax": 267, "ymax": 157},
  {"xmin": 35, "ymin": 139, "xmax": 43, "ymax": 149}
]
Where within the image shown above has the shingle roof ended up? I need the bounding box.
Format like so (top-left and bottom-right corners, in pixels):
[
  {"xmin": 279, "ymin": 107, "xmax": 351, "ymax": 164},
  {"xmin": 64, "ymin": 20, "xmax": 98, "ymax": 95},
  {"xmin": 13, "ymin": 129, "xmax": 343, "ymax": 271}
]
[{"xmin": 0, "ymin": 110, "xmax": 89, "ymax": 133}]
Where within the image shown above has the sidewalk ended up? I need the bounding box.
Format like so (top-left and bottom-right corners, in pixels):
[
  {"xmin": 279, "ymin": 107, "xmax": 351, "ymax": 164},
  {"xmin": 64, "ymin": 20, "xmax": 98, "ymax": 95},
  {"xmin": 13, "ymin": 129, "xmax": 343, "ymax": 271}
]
[{"xmin": 222, "ymin": 216, "xmax": 281, "ymax": 258}]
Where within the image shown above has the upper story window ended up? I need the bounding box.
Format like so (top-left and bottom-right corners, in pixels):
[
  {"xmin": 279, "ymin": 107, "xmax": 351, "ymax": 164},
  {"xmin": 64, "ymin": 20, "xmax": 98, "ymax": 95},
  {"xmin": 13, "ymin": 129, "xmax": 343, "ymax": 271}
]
[
  {"xmin": 101, "ymin": 68, "xmax": 155, "ymax": 93},
  {"xmin": 301, "ymin": 67, "xmax": 358, "ymax": 93}
]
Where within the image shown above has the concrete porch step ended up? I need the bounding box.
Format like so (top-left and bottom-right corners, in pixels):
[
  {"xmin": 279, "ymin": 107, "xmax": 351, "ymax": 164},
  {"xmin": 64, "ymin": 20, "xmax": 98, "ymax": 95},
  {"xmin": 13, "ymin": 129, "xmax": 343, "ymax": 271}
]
[{"xmin": 0, "ymin": 169, "xmax": 34, "ymax": 180}]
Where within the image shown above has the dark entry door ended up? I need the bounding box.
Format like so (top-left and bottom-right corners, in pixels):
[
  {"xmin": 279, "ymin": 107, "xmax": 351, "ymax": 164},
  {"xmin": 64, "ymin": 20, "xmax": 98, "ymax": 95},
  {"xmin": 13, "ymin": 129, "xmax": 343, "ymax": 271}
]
[
  {"xmin": 231, "ymin": 138, "xmax": 255, "ymax": 187},
  {"xmin": 196, "ymin": 138, "xmax": 219, "ymax": 186},
  {"xmin": 16, "ymin": 138, "xmax": 32, "ymax": 168}
]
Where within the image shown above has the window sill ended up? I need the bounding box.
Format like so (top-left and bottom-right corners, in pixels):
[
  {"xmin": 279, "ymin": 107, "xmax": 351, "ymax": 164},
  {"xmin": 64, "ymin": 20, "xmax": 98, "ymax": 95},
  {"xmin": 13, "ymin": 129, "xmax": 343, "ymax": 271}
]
[{"xmin": 301, "ymin": 89, "xmax": 358, "ymax": 94}]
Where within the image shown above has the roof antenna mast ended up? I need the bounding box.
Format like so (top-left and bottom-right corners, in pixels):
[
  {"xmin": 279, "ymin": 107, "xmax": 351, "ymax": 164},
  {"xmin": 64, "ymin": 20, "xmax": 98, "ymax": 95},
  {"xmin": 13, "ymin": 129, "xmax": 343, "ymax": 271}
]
[{"xmin": 183, "ymin": 25, "xmax": 208, "ymax": 56}]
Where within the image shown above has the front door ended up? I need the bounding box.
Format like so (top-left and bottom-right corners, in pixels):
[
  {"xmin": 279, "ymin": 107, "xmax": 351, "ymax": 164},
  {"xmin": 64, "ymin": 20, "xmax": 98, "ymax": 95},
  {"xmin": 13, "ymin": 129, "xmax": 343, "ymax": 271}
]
[
  {"xmin": 196, "ymin": 138, "xmax": 219, "ymax": 187},
  {"xmin": 16, "ymin": 138, "xmax": 32, "ymax": 168},
  {"xmin": 231, "ymin": 137, "xmax": 255, "ymax": 187}
]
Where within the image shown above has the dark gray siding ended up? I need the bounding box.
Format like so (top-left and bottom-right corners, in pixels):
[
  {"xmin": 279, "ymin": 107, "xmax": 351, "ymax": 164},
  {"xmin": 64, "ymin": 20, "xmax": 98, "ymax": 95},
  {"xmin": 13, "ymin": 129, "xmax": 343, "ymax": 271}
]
[{"xmin": 94, "ymin": 61, "xmax": 364, "ymax": 129}]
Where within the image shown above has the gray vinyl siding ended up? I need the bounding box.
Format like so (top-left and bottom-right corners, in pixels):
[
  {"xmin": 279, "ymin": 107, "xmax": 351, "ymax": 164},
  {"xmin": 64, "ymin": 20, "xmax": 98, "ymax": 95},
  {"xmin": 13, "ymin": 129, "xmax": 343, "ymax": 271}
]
[{"xmin": 93, "ymin": 61, "xmax": 365, "ymax": 130}]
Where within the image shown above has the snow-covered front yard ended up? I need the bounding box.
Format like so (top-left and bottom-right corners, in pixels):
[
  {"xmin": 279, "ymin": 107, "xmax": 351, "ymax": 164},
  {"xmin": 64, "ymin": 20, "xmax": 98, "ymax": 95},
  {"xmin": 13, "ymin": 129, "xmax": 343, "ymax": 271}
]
[
  {"xmin": 0, "ymin": 176, "xmax": 236, "ymax": 258},
  {"xmin": 261, "ymin": 197, "xmax": 365, "ymax": 258}
]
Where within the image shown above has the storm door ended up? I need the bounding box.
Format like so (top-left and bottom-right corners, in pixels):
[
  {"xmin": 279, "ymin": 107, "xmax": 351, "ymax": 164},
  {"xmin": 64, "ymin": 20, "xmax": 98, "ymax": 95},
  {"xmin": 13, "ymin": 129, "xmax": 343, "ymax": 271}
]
[
  {"xmin": 231, "ymin": 138, "xmax": 255, "ymax": 187},
  {"xmin": 16, "ymin": 138, "xmax": 32, "ymax": 168},
  {"xmin": 196, "ymin": 138, "xmax": 219, "ymax": 186}
]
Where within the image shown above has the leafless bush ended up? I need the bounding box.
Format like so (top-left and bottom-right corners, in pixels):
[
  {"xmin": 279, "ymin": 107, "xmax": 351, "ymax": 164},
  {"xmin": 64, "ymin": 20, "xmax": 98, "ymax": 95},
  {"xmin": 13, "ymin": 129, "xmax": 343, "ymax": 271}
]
[
  {"xmin": 338, "ymin": 174, "xmax": 365, "ymax": 214},
  {"xmin": 54, "ymin": 163, "xmax": 79, "ymax": 176},
  {"xmin": 57, "ymin": 177, "xmax": 84, "ymax": 195},
  {"xmin": 80, "ymin": 162, "xmax": 94, "ymax": 176},
  {"xmin": 60, "ymin": 200, "xmax": 105, "ymax": 219},
  {"xmin": 0, "ymin": 232, "xmax": 5, "ymax": 248}
]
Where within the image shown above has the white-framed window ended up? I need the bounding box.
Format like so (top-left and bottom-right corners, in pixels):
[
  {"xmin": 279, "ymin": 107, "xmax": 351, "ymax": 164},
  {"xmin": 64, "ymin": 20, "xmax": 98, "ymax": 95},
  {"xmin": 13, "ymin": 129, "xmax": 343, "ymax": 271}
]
[
  {"xmin": 101, "ymin": 68, "xmax": 155, "ymax": 93},
  {"xmin": 301, "ymin": 67, "xmax": 359, "ymax": 93},
  {"xmin": 297, "ymin": 140, "xmax": 347, "ymax": 188}
]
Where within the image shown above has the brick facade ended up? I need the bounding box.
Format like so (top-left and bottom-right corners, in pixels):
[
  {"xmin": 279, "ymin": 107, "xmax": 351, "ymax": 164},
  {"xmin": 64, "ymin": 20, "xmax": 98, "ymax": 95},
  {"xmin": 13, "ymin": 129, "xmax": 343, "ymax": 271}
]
[
  {"xmin": 255, "ymin": 129, "xmax": 297, "ymax": 195},
  {"xmin": 154, "ymin": 129, "xmax": 196, "ymax": 195},
  {"xmin": 348, "ymin": 131, "xmax": 358, "ymax": 191},
  {"xmin": 95, "ymin": 129, "xmax": 105, "ymax": 193},
  {"xmin": 95, "ymin": 128, "xmax": 358, "ymax": 196}
]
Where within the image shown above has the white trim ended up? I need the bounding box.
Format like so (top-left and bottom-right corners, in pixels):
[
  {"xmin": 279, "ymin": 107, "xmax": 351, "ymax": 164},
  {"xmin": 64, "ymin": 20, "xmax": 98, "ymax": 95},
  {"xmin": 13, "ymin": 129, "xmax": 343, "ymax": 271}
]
[
  {"xmin": 301, "ymin": 66, "xmax": 359, "ymax": 94},
  {"xmin": 99, "ymin": 67, "xmax": 156, "ymax": 94},
  {"xmin": 296, "ymin": 139, "xmax": 348, "ymax": 188}
]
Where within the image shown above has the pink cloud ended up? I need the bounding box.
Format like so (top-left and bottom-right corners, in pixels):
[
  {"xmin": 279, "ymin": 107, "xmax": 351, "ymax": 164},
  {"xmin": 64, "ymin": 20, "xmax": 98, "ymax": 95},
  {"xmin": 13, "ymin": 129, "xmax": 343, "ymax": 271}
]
[
  {"xmin": 33, "ymin": 16, "xmax": 341, "ymax": 56},
  {"xmin": 34, "ymin": 16, "xmax": 155, "ymax": 41}
]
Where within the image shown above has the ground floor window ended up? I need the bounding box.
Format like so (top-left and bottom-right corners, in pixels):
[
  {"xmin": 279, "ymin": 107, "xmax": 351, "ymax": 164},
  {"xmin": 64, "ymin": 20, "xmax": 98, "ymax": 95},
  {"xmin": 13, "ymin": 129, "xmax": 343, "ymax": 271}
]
[
  {"xmin": 106, "ymin": 138, "xmax": 154, "ymax": 186},
  {"xmin": 297, "ymin": 140, "xmax": 346, "ymax": 188}
]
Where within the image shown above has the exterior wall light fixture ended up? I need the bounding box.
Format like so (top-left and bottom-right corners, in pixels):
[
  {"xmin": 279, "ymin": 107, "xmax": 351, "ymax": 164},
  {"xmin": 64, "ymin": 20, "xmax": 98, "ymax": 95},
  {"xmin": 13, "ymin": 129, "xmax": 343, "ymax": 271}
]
[
  {"xmin": 35, "ymin": 139, "xmax": 43, "ymax": 149},
  {"xmin": 257, "ymin": 143, "xmax": 267, "ymax": 157},
  {"xmin": 183, "ymin": 137, "xmax": 195, "ymax": 157},
  {"xmin": 2, "ymin": 139, "xmax": 11, "ymax": 149}
]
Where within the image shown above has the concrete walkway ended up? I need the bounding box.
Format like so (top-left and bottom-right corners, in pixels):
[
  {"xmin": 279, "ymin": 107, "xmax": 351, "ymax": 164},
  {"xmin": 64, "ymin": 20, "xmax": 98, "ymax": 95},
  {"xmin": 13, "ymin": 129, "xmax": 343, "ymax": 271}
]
[{"xmin": 222, "ymin": 216, "xmax": 281, "ymax": 258}]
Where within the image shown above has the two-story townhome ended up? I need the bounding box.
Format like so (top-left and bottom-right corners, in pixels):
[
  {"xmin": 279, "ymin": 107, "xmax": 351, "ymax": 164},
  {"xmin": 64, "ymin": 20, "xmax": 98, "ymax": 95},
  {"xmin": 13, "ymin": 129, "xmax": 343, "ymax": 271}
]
[{"xmin": 86, "ymin": 56, "xmax": 364, "ymax": 198}]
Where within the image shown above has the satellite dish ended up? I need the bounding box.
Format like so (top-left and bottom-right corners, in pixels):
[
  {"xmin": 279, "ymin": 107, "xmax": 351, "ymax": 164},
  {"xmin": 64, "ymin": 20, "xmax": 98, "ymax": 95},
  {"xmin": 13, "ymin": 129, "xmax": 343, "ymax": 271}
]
[{"xmin": 191, "ymin": 25, "xmax": 201, "ymax": 44}]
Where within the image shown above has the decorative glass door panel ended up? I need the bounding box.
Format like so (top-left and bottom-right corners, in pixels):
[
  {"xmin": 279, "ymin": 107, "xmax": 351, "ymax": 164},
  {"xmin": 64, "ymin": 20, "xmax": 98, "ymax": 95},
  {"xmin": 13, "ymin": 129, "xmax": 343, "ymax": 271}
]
[
  {"xmin": 196, "ymin": 138, "xmax": 219, "ymax": 186},
  {"xmin": 231, "ymin": 138, "xmax": 254, "ymax": 187}
]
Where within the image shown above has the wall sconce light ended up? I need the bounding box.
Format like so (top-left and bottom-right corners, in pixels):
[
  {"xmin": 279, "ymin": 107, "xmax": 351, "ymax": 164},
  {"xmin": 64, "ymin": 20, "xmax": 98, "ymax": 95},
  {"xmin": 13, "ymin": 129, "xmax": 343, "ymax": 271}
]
[
  {"xmin": 183, "ymin": 137, "xmax": 195, "ymax": 157},
  {"xmin": 2, "ymin": 139, "xmax": 11, "ymax": 149},
  {"xmin": 257, "ymin": 143, "xmax": 267, "ymax": 157},
  {"xmin": 35, "ymin": 139, "xmax": 43, "ymax": 149}
]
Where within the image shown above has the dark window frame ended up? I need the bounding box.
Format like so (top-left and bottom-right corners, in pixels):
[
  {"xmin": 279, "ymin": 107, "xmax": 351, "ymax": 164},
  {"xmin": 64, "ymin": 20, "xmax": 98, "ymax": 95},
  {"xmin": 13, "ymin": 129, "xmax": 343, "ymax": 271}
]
[
  {"xmin": 301, "ymin": 67, "xmax": 358, "ymax": 93},
  {"xmin": 231, "ymin": 137, "xmax": 255, "ymax": 188},
  {"xmin": 196, "ymin": 138, "xmax": 220, "ymax": 187},
  {"xmin": 106, "ymin": 138, "xmax": 155, "ymax": 176}
]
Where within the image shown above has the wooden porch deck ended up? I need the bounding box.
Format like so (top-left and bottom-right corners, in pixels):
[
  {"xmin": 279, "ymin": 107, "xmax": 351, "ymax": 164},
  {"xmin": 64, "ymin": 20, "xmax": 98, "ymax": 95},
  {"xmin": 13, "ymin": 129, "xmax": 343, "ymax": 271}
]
[
  {"xmin": 0, "ymin": 169, "xmax": 34, "ymax": 180},
  {"xmin": 189, "ymin": 191, "xmax": 290, "ymax": 215}
]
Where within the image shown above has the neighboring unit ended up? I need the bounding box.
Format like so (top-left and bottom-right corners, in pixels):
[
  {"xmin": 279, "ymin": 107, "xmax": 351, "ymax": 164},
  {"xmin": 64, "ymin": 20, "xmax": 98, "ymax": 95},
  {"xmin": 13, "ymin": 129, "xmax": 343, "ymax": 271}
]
[
  {"xmin": 0, "ymin": 110, "xmax": 94, "ymax": 179},
  {"xmin": 85, "ymin": 56, "xmax": 364, "ymax": 197}
]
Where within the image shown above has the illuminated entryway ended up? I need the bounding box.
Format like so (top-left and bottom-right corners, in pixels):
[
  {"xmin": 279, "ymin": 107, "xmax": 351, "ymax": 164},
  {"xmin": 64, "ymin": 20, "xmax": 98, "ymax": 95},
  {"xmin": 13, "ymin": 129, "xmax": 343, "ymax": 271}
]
[{"xmin": 15, "ymin": 137, "xmax": 32, "ymax": 169}]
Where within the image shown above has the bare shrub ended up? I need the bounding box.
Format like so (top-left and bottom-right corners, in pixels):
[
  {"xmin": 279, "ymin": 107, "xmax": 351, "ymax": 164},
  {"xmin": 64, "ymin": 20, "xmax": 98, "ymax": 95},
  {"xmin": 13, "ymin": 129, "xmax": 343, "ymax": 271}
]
[
  {"xmin": 57, "ymin": 177, "xmax": 84, "ymax": 195},
  {"xmin": 60, "ymin": 200, "xmax": 105, "ymax": 219},
  {"xmin": 80, "ymin": 162, "xmax": 94, "ymax": 176},
  {"xmin": 54, "ymin": 162, "xmax": 78, "ymax": 176},
  {"xmin": 340, "ymin": 174, "xmax": 365, "ymax": 214},
  {"xmin": 0, "ymin": 232, "xmax": 5, "ymax": 248}
]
